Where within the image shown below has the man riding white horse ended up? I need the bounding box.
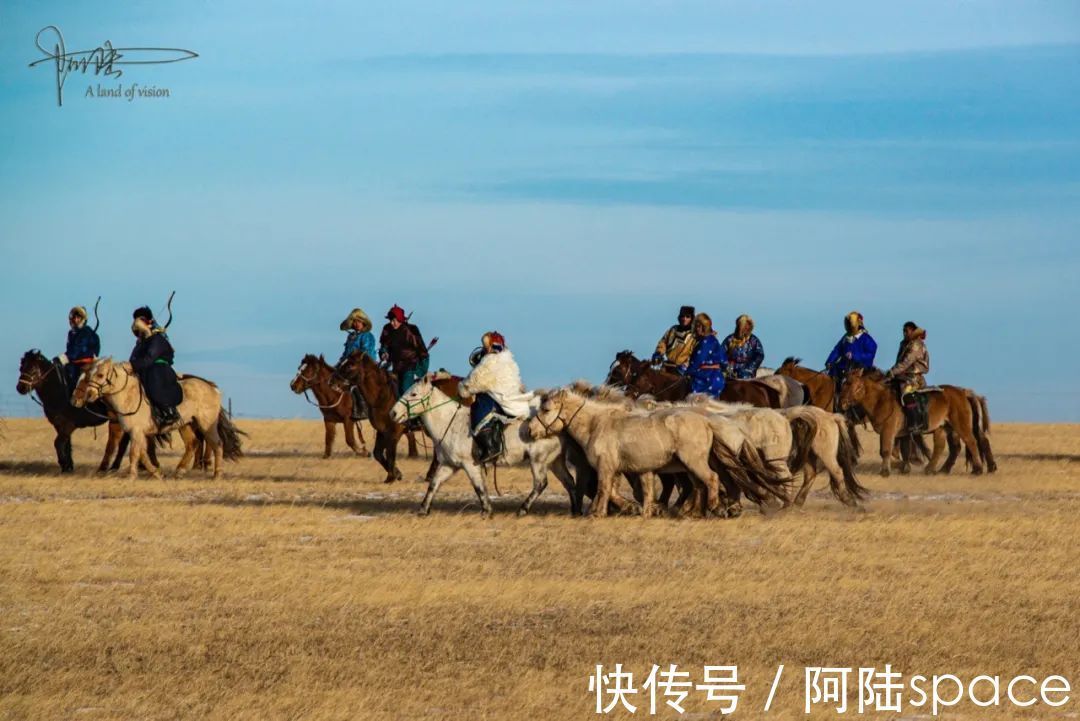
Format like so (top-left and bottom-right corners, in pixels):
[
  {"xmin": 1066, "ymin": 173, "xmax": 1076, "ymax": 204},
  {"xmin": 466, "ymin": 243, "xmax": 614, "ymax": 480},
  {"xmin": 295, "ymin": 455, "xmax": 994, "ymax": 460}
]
[{"xmin": 458, "ymin": 331, "xmax": 533, "ymax": 464}]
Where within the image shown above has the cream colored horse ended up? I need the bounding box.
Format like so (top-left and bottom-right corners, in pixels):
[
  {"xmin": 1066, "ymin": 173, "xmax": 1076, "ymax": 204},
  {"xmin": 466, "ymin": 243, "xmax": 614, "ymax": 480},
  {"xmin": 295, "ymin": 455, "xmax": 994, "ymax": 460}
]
[
  {"xmin": 528, "ymin": 388, "xmax": 788, "ymax": 517},
  {"xmin": 73, "ymin": 357, "xmax": 232, "ymax": 479}
]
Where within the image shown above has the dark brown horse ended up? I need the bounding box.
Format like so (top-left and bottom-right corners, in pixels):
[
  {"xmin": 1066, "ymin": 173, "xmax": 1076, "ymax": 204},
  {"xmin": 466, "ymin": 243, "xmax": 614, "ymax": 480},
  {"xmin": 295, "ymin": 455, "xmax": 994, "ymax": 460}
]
[
  {"xmin": 15, "ymin": 349, "xmax": 155, "ymax": 473},
  {"xmin": 605, "ymin": 351, "xmax": 782, "ymax": 408},
  {"xmin": 290, "ymin": 354, "xmax": 370, "ymax": 459},
  {"xmin": 335, "ymin": 352, "xmax": 419, "ymax": 483}
]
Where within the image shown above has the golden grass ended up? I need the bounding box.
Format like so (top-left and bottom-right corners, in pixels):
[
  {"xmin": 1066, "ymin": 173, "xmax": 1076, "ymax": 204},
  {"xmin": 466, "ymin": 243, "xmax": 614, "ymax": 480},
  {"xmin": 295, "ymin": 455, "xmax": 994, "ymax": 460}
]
[{"xmin": 1, "ymin": 418, "xmax": 1077, "ymax": 720}]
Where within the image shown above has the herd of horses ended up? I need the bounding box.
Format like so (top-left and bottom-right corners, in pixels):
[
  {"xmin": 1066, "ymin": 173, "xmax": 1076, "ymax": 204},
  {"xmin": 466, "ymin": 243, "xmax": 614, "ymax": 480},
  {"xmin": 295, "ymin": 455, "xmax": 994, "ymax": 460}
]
[{"xmin": 14, "ymin": 345, "xmax": 997, "ymax": 519}]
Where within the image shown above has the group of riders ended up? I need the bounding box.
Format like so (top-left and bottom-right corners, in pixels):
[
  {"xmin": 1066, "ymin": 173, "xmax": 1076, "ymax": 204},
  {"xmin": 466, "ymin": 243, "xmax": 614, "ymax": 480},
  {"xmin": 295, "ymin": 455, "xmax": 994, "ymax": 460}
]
[{"xmin": 48, "ymin": 300, "xmax": 931, "ymax": 466}]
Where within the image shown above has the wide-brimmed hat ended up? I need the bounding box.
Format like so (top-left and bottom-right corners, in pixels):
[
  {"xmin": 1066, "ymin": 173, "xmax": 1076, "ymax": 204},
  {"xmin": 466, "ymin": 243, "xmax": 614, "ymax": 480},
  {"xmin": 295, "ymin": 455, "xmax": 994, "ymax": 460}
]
[{"xmin": 340, "ymin": 308, "xmax": 372, "ymax": 332}]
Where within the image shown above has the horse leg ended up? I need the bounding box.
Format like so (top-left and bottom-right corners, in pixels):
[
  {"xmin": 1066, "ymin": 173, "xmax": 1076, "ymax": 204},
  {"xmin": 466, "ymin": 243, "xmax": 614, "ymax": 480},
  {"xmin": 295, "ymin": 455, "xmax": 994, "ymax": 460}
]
[
  {"xmin": 879, "ymin": 425, "xmax": 896, "ymax": 477},
  {"xmin": 979, "ymin": 433, "xmax": 997, "ymax": 474},
  {"xmin": 344, "ymin": 420, "xmax": 370, "ymax": 458},
  {"xmin": 548, "ymin": 456, "xmax": 579, "ymax": 517},
  {"xmin": 679, "ymin": 453, "xmax": 723, "ymax": 516},
  {"xmin": 418, "ymin": 462, "xmax": 456, "ymax": 516},
  {"xmin": 658, "ymin": 474, "xmax": 675, "ymax": 506},
  {"xmin": 53, "ymin": 426, "xmax": 73, "ymax": 474},
  {"xmin": 639, "ymin": 472, "xmax": 657, "ymax": 518},
  {"xmin": 793, "ymin": 462, "xmax": 818, "ymax": 506},
  {"xmin": 383, "ymin": 428, "xmax": 403, "ymax": 483},
  {"xmin": 406, "ymin": 430, "xmax": 419, "ymax": 459},
  {"xmin": 940, "ymin": 427, "xmax": 961, "ymax": 474},
  {"xmin": 461, "ymin": 462, "xmax": 493, "ymax": 517},
  {"xmin": 201, "ymin": 421, "xmax": 224, "ymax": 479},
  {"xmin": 898, "ymin": 436, "xmax": 912, "ymax": 474},
  {"xmin": 952, "ymin": 413, "xmax": 984, "ymax": 475},
  {"xmin": 99, "ymin": 423, "xmax": 121, "ymax": 473},
  {"xmin": 174, "ymin": 425, "xmax": 198, "ymax": 478},
  {"xmin": 518, "ymin": 458, "xmax": 550, "ymax": 517},
  {"xmin": 323, "ymin": 420, "xmax": 336, "ymax": 459},
  {"xmin": 925, "ymin": 428, "xmax": 947, "ymax": 475},
  {"xmin": 590, "ymin": 466, "xmax": 617, "ymax": 518}
]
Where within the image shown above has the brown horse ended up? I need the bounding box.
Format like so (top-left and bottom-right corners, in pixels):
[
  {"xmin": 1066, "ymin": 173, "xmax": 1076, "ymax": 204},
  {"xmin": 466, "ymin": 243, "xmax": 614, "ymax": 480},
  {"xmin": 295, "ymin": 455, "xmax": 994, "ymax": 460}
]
[
  {"xmin": 335, "ymin": 352, "xmax": 414, "ymax": 483},
  {"xmin": 15, "ymin": 349, "xmax": 153, "ymax": 473},
  {"xmin": 290, "ymin": 354, "xmax": 370, "ymax": 459},
  {"xmin": 839, "ymin": 368, "xmax": 992, "ymax": 477},
  {"xmin": 605, "ymin": 351, "xmax": 782, "ymax": 407},
  {"xmin": 776, "ymin": 357, "xmax": 836, "ymax": 410}
]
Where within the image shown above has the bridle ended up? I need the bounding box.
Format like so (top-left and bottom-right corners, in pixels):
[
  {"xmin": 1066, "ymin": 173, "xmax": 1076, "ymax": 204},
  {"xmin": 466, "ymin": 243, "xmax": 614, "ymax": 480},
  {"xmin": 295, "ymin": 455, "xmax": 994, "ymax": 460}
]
[
  {"xmin": 81, "ymin": 363, "xmax": 144, "ymax": 418},
  {"xmin": 294, "ymin": 363, "xmax": 350, "ymax": 410},
  {"xmin": 535, "ymin": 396, "xmax": 587, "ymax": 436}
]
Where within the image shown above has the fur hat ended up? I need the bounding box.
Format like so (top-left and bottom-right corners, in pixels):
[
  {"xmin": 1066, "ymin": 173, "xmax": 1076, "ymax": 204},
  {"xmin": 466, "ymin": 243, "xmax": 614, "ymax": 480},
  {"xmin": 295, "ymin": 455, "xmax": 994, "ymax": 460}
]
[
  {"xmin": 481, "ymin": 331, "xmax": 506, "ymax": 352},
  {"xmin": 844, "ymin": 311, "xmax": 865, "ymax": 334},
  {"xmin": 69, "ymin": 306, "xmax": 88, "ymax": 321},
  {"xmin": 386, "ymin": 305, "xmax": 407, "ymax": 323},
  {"xmin": 133, "ymin": 306, "xmax": 154, "ymax": 323},
  {"xmin": 340, "ymin": 308, "xmax": 372, "ymax": 332},
  {"xmin": 679, "ymin": 305, "xmax": 695, "ymax": 319},
  {"xmin": 735, "ymin": 314, "xmax": 754, "ymax": 334},
  {"xmin": 693, "ymin": 312, "xmax": 714, "ymax": 335}
]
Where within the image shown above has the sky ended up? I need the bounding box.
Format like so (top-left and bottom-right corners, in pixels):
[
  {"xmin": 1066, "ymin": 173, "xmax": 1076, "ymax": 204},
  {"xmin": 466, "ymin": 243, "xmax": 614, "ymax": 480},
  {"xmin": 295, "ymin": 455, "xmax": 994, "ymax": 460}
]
[{"xmin": 1, "ymin": 1, "xmax": 1079, "ymax": 421}]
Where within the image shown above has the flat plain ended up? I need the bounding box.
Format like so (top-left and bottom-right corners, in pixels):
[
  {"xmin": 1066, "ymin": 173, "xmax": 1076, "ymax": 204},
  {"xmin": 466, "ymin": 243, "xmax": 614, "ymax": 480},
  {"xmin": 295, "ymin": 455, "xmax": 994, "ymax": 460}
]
[{"xmin": 1, "ymin": 418, "xmax": 1077, "ymax": 720}]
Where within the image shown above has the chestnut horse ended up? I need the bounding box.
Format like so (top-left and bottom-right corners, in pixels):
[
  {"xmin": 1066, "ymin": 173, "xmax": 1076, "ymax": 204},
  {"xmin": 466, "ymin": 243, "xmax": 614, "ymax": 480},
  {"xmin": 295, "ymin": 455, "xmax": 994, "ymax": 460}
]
[
  {"xmin": 839, "ymin": 368, "xmax": 994, "ymax": 477},
  {"xmin": 290, "ymin": 354, "xmax": 370, "ymax": 459},
  {"xmin": 15, "ymin": 349, "xmax": 152, "ymax": 473},
  {"xmin": 776, "ymin": 357, "xmax": 836, "ymax": 410},
  {"xmin": 605, "ymin": 351, "xmax": 782, "ymax": 408}
]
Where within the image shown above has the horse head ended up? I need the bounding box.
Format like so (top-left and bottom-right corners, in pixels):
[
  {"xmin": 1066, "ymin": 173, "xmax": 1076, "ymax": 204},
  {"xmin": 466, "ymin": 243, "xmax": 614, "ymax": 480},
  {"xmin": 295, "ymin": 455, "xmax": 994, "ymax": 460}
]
[
  {"xmin": 605, "ymin": 350, "xmax": 642, "ymax": 388},
  {"xmin": 838, "ymin": 367, "xmax": 868, "ymax": 411},
  {"xmin": 390, "ymin": 373, "xmax": 437, "ymax": 425},
  {"xmin": 16, "ymin": 349, "xmax": 54, "ymax": 395},
  {"xmin": 73, "ymin": 357, "xmax": 114, "ymax": 408},
  {"xmin": 290, "ymin": 354, "xmax": 325, "ymax": 394}
]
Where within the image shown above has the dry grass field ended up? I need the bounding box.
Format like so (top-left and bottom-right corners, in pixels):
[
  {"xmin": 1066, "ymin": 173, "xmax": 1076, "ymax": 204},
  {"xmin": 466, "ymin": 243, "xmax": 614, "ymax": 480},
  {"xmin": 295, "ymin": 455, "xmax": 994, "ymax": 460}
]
[{"xmin": 1, "ymin": 417, "xmax": 1077, "ymax": 720}]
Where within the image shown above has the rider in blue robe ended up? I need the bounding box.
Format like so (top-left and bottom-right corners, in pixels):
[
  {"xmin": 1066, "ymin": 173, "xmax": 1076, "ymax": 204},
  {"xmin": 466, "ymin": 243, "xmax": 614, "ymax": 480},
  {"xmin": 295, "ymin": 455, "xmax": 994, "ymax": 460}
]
[
  {"xmin": 825, "ymin": 311, "xmax": 877, "ymax": 379},
  {"xmin": 681, "ymin": 313, "xmax": 727, "ymax": 397}
]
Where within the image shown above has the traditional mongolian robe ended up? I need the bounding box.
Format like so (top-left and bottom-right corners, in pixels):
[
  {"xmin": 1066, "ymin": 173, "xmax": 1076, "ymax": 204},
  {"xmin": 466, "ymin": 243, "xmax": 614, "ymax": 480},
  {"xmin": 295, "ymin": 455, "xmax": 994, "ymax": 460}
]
[
  {"xmin": 379, "ymin": 322, "xmax": 429, "ymax": 396},
  {"xmin": 63, "ymin": 324, "xmax": 100, "ymax": 396},
  {"xmin": 654, "ymin": 324, "xmax": 697, "ymax": 367},
  {"xmin": 889, "ymin": 329, "xmax": 929, "ymax": 393},
  {"xmin": 825, "ymin": 331, "xmax": 877, "ymax": 378},
  {"xmin": 720, "ymin": 333, "xmax": 764, "ymax": 379},
  {"xmin": 685, "ymin": 334, "xmax": 727, "ymax": 397},
  {"xmin": 459, "ymin": 349, "xmax": 533, "ymax": 432},
  {"xmin": 130, "ymin": 331, "xmax": 183, "ymax": 409},
  {"xmin": 340, "ymin": 329, "xmax": 377, "ymax": 364}
]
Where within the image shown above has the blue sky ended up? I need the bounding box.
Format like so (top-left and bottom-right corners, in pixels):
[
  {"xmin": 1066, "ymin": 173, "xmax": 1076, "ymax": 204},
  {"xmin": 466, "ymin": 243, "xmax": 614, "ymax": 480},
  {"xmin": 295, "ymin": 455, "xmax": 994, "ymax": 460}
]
[{"xmin": 2, "ymin": 1, "xmax": 1079, "ymax": 420}]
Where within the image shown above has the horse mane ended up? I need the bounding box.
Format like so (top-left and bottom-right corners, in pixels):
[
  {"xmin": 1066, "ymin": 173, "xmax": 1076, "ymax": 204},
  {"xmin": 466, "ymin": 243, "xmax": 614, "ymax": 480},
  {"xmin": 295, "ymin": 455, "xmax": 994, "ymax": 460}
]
[{"xmin": 862, "ymin": 367, "xmax": 887, "ymax": 381}]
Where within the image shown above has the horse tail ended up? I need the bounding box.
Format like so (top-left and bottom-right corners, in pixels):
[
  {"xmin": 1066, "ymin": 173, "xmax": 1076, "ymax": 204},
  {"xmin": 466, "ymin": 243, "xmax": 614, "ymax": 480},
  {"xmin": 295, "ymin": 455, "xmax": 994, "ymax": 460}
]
[
  {"xmin": 978, "ymin": 394, "xmax": 991, "ymax": 434},
  {"xmin": 843, "ymin": 416, "xmax": 862, "ymax": 459},
  {"xmin": 787, "ymin": 416, "xmax": 815, "ymax": 477},
  {"xmin": 217, "ymin": 407, "xmax": 246, "ymax": 461},
  {"xmin": 711, "ymin": 438, "xmax": 788, "ymax": 505},
  {"xmin": 835, "ymin": 415, "xmax": 869, "ymax": 501}
]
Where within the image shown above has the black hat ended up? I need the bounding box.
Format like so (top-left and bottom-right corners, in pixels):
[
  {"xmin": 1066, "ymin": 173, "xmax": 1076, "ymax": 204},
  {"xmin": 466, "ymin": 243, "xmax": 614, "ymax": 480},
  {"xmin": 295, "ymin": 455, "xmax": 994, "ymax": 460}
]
[
  {"xmin": 679, "ymin": 305, "xmax": 695, "ymax": 318},
  {"xmin": 133, "ymin": 306, "xmax": 154, "ymax": 322}
]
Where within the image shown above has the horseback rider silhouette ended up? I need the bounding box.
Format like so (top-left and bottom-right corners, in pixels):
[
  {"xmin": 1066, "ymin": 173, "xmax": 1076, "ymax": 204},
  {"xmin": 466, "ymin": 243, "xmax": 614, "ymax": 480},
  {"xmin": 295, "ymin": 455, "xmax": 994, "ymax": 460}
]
[
  {"xmin": 339, "ymin": 308, "xmax": 376, "ymax": 421},
  {"xmin": 130, "ymin": 306, "xmax": 182, "ymax": 427},
  {"xmin": 458, "ymin": 331, "xmax": 533, "ymax": 465},
  {"xmin": 58, "ymin": 306, "xmax": 100, "ymax": 399},
  {"xmin": 652, "ymin": 305, "xmax": 697, "ymax": 371},
  {"xmin": 825, "ymin": 311, "xmax": 877, "ymax": 411},
  {"xmin": 885, "ymin": 321, "xmax": 931, "ymax": 433}
]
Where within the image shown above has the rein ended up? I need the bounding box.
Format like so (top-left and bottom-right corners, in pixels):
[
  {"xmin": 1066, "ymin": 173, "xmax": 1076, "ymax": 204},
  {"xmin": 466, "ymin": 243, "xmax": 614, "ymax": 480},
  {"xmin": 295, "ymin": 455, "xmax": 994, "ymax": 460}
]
[{"xmin": 85, "ymin": 364, "xmax": 145, "ymax": 418}]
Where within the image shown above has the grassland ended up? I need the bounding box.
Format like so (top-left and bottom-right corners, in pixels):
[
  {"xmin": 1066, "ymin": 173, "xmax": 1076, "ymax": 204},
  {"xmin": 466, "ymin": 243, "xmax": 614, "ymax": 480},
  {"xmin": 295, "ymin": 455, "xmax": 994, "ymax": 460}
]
[{"xmin": 1, "ymin": 418, "xmax": 1077, "ymax": 720}]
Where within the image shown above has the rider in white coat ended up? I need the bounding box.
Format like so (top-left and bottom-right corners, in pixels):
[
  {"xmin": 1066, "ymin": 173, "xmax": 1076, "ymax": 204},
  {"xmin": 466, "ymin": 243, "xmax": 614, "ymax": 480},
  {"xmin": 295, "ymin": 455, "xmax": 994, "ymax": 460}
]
[{"xmin": 458, "ymin": 331, "xmax": 533, "ymax": 463}]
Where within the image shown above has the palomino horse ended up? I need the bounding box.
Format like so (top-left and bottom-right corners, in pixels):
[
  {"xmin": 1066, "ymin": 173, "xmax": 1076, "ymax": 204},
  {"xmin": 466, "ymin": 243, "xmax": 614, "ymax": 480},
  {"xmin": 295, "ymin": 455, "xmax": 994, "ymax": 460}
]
[
  {"xmin": 839, "ymin": 368, "xmax": 993, "ymax": 477},
  {"xmin": 605, "ymin": 351, "xmax": 782, "ymax": 407},
  {"xmin": 15, "ymin": 349, "xmax": 151, "ymax": 473},
  {"xmin": 390, "ymin": 375, "xmax": 577, "ymax": 517},
  {"xmin": 529, "ymin": 388, "xmax": 790, "ymax": 517},
  {"xmin": 290, "ymin": 354, "xmax": 370, "ymax": 458},
  {"xmin": 73, "ymin": 357, "xmax": 243, "ymax": 479}
]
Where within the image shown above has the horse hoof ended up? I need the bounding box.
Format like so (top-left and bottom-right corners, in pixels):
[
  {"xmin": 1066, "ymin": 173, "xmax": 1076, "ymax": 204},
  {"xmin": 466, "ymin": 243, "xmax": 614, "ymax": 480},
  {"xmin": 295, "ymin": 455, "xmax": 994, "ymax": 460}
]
[
  {"xmin": 924, "ymin": 468, "xmax": 936, "ymax": 476},
  {"xmin": 416, "ymin": 507, "xmax": 430, "ymax": 517},
  {"xmin": 358, "ymin": 450, "xmax": 371, "ymax": 458},
  {"xmin": 988, "ymin": 463, "xmax": 998, "ymax": 474},
  {"xmin": 322, "ymin": 454, "xmax": 332, "ymax": 460},
  {"xmin": 481, "ymin": 509, "xmax": 494, "ymax": 519},
  {"xmin": 880, "ymin": 468, "xmax": 891, "ymax": 478},
  {"xmin": 972, "ymin": 467, "xmax": 984, "ymax": 476},
  {"xmin": 517, "ymin": 507, "xmax": 529, "ymax": 518}
]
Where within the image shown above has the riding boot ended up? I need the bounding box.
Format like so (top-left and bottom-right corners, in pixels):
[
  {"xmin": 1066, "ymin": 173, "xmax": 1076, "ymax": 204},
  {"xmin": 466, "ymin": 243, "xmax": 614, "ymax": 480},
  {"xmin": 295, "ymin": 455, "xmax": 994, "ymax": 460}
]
[
  {"xmin": 350, "ymin": 387, "xmax": 367, "ymax": 421},
  {"xmin": 901, "ymin": 395, "xmax": 921, "ymax": 434},
  {"xmin": 473, "ymin": 422, "xmax": 504, "ymax": 465}
]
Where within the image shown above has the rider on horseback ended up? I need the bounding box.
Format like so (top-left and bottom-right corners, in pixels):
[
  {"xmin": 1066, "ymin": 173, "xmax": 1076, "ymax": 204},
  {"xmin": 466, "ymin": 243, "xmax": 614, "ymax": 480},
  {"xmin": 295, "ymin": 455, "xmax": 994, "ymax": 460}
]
[
  {"xmin": 825, "ymin": 311, "xmax": 877, "ymax": 399},
  {"xmin": 130, "ymin": 306, "xmax": 182, "ymax": 428},
  {"xmin": 885, "ymin": 321, "xmax": 930, "ymax": 432},
  {"xmin": 652, "ymin": 305, "xmax": 697, "ymax": 371},
  {"xmin": 720, "ymin": 314, "xmax": 764, "ymax": 379},
  {"xmin": 683, "ymin": 313, "xmax": 727, "ymax": 397},
  {"xmin": 378, "ymin": 305, "xmax": 429, "ymax": 397},
  {"xmin": 458, "ymin": 331, "xmax": 533, "ymax": 464},
  {"xmin": 339, "ymin": 308, "xmax": 376, "ymax": 420},
  {"xmin": 58, "ymin": 306, "xmax": 100, "ymax": 399}
]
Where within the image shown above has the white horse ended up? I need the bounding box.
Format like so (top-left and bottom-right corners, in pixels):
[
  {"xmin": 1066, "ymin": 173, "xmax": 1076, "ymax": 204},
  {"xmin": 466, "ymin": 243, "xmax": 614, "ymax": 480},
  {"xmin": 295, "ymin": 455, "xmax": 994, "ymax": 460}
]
[{"xmin": 389, "ymin": 375, "xmax": 577, "ymax": 517}]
